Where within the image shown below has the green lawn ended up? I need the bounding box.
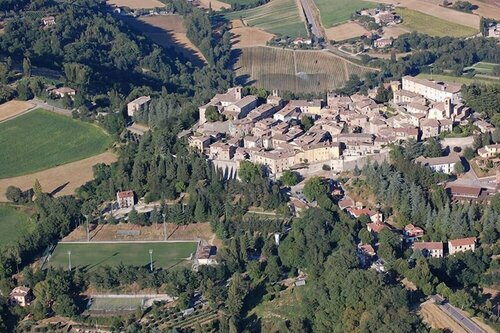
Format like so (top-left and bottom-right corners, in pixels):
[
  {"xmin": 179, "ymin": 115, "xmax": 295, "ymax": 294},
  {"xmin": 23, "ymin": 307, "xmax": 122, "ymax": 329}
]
[
  {"xmin": 396, "ymin": 8, "xmax": 478, "ymax": 37},
  {"xmin": 417, "ymin": 73, "xmax": 498, "ymax": 85},
  {"xmin": 49, "ymin": 242, "xmax": 198, "ymax": 271},
  {"xmin": 0, "ymin": 109, "xmax": 112, "ymax": 178},
  {"xmin": 0, "ymin": 204, "xmax": 33, "ymax": 249},
  {"xmin": 315, "ymin": 0, "xmax": 376, "ymax": 28},
  {"xmin": 224, "ymin": 0, "xmax": 308, "ymax": 38}
]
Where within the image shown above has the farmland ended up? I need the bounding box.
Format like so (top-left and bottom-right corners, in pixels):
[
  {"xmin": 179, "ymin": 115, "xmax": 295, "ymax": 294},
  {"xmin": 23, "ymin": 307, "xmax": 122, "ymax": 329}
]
[
  {"xmin": 315, "ymin": 0, "xmax": 376, "ymax": 28},
  {"xmin": 0, "ymin": 100, "xmax": 34, "ymax": 122},
  {"xmin": 106, "ymin": 0, "xmax": 166, "ymax": 9},
  {"xmin": 325, "ymin": 21, "xmax": 368, "ymax": 41},
  {"xmin": 0, "ymin": 109, "xmax": 112, "ymax": 179},
  {"xmin": 224, "ymin": 0, "xmax": 308, "ymax": 38},
  {"xmin": 234, "ymin": 46, "xmax": 373, "ymax": 93},
  {"xmin": 0, "ymin": 151, "xmax": 117, "ymax": 202},
  {"xmin": 49, "ymin": 242, "xmax": 198, "ymax": 271},
  {"xmin": 395, "ymin": 8, "xmax": 478, "ymax": 37},
  {"xmin": 123, "ymin": 15, "xmax": 206, "ymax": 65},
  {"xmin": 416, "ymin": 73, "xmax": 498, "ymax": 85},
  {"xmin": 0, "ymin": 204, "xmax": 33, "ymax": 249}
]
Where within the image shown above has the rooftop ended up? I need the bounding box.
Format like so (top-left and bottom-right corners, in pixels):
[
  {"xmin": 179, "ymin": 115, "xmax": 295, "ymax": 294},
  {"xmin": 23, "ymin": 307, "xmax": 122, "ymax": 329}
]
[
  {"xmin": 449, "ymin": 237, "xmax": 476, "ymax": 247},
  {"xmin": 403, "ymin": 76, "xmax": 462, "ymax": 94}
]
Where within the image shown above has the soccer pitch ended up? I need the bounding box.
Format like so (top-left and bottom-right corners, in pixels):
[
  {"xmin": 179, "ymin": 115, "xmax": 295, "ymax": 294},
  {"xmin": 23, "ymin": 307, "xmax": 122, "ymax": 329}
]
[{"xmin": 49, "ymin": 242, "xmax": 197, "ymax": 271}]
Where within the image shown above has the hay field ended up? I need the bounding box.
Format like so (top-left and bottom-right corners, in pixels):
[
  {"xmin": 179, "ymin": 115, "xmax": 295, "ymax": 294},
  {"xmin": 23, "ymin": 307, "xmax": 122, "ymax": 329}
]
[
  {"xmin": 0, "ymin": 151, "xmax": 117, "ymax": 202},
  {"xmin": 234, "ymin": 46, "xmax": 373, "ymax": 92},
  {"xmin": 368, "ymin": 0, "xmax": 480, "ymax": 28},
  {"xmin": 0, "ymin": 109, "xmax": 112, "ymax": 178},
  {"xmin": 325, "ymin": 22, "xmax": 368, "ymax": 41},
  {"xmin": 0, "ymin": 100, "xmax": 34, "ymax": 122},
  {"xmin": 49, "ymin": 242, "xmax": 197, "ymax": 271},
  {"xmin": 224, "ymin": 0, "xmax": 308, "ymax": 38},
  {"xmin": 124, "ymin": 15, "xmax": 206, "ymax": 65},
  {"xmin": 107, "ymin": 0, "xmax": 165, "ymax": 9},
  {"xmin": 383, "ymin": 25, "xmax": 411, "ymax": 38},
  {"xmin": 315, "ymin": 0, "xmax": 376, "ymax": 28},
  {"xmin": 396, "ymin": 8, "xmax": 478, "ymax": 37},
  {"xmin": 198, "ymin": 0, "xmax": 230, "ymax": 10},
  {"xmin": 0, "ymin": 204, "xmax": 33, "ymax": 249}
]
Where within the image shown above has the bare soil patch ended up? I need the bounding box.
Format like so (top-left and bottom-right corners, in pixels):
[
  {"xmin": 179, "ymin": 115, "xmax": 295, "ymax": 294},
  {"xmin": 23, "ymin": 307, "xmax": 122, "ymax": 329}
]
[
  {"xmin": 368, "ymin": 0, "xmax": 481, "ymax": 28},
  {"xmin": 419, "ymin": 301, "xmax": 467, "ymax": 333},
  {"xmin": 198, "ymin": 0, "xmax": 230, "ymax": 10},
  {"xmin": 231, "ymin": 26, "xmax": 275, "ymax": 48},
  {"xmin": 231, "ymin": 19, "xmax": 245, "ymax": 29},
  {"xmin": 124, "ymin": 15, "xmax": 206, "ymax": 65},
  {"xmin": 107, "ymin": 0, "xmax": 166, "ymax": 9},
  {"xmin": 0, "ymin": 151, "xmax": 116, "ymax": 202},
  {"xmin": 325, "ymin": 21, "xmax": 368, "ymax": 41},
  {"xmin": 0, "ymin": 100, "xmax": 34, "ymax": 122},
  {"xmin": 63, "ymin": 222, "xmax": 220, "ymax": 246}
]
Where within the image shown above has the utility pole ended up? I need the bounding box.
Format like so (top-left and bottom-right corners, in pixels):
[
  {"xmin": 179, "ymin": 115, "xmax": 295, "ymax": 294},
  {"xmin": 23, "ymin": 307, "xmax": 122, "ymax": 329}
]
[
  {"xmin": 84, "ymin": 214, "xmax": 90, "ymax": 242},
  {"xmin": 149, "ymin": 249, "xmax": 153, "ymax": 272},
  {"xmin": 67, "ymin": 250, "xmax": 72, "ymax": 271}
]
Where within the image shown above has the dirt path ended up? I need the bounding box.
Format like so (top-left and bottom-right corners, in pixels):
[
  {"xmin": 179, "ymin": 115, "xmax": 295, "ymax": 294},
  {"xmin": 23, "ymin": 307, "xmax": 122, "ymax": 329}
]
[{"xmin": 0, "ymin": 151, "xmax": 117, "ymax": 201}]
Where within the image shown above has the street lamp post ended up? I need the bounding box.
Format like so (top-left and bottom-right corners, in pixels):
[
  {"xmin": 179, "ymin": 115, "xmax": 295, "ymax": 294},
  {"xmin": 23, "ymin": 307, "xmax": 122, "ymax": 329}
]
[
  {"xmin": 149, "ymin": 249, "xmax": 153, "ymax": 272},
  {"xmin": 162, "ymin": 213, "xmax": 167, "ymax": 241},
  {"xmin": 67, "ymin": 250, "xmax": 72, "ymax": 271}
]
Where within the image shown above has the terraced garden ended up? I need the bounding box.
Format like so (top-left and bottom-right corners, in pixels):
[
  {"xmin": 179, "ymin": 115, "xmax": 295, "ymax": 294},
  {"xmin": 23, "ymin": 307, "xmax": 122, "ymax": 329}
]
[
  {"xmin": 224, "ymin": 0, "xmax": 308, "ymax": 38},
  {"xmin": 235, "ymin": 46, "xmax": 374, "ymax": 92}
]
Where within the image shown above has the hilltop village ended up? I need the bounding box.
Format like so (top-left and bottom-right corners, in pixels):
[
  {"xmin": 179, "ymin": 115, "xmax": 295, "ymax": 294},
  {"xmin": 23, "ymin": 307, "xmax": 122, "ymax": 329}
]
[{"xmin": 182, "ymin": 76, "xmax": 475, "ymax": 177}]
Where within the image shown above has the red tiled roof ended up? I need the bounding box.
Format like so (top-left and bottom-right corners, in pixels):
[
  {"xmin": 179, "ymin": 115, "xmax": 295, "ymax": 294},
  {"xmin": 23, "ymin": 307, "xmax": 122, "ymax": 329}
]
[
  {"xmin": 449, "ymin": 237, "xmax": 476, "ymax": 247},
  {"xmin": 413, "ymin": 242, "xmax": 443, "ymax": 250},
  {"xmin": 117, "ymin": 190, "xmax": 134, "ymax": 198},
  {"xmin": 445, "ymin": 185, "xmax": 482, "ymax": 198},
  {"xmin": 367, "ymin": 222, "xmax": 386, "ymax": 233}
]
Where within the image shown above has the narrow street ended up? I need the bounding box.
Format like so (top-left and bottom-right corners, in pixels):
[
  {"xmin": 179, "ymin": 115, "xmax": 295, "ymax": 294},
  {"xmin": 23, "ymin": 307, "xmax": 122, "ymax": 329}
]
[{"xmin": 298, "ymin": 0, "xmax": 324, "ymax": 40}]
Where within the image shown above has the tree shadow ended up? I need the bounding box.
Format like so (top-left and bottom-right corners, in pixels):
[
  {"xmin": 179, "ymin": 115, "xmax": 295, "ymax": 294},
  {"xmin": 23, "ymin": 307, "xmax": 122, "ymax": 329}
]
[{"xmin": 49, "ymin": 182, "xmax": 69, "ymax": 197}]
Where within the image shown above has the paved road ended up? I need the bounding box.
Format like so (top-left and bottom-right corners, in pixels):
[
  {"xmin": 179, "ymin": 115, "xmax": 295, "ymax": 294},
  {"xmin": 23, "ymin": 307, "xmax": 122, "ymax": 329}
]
[
  {"xmin": 299, "ymin": 0, "xmax": 323, "ymax": 39},
  {"xmin": 431, "ymin": 295, "xmax": 486, "ymax": 333}
]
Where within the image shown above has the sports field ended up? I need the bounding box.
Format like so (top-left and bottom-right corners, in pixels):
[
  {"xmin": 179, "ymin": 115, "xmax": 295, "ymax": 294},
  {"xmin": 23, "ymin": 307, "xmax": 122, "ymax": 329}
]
[
  {"xmin": 49, "ymin": 242, "xmax": 197, "ymax": 271},
  {"xmin": 396, "ymin": 8, "xmax": 478, "ymax": 37},
  {"xmin": 0, "ymin": 205, "xmax": 32, "ymax": 249},
  {"xmin": 315, "ymin": 0, "xmax": 376, "ymax": 28},
  {"xmin": 0, "ymin": 109, "xmax": 112, "ymax": 178},
  {"xmin": 224, "ymin": 0, "xmax": 308, "ymax": 38}
]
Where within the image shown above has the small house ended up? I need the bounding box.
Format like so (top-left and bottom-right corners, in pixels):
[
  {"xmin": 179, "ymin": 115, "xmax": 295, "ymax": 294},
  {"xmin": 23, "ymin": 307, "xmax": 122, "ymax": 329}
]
[
  {"xmin": 116, "ymin": 190, "xmax": 134, "ymax": 209},
  {"xmin": 9, "ymin": 287, "xmax": 33, "ymax": 307},
  {"xmin": 41, "ymin": 16, "xmax": 56, "ymax": 26},
  {"xmin": 127, "ymin": 96, "xmax": 151, "ymax": 117},
  {"xmin": 403, "ymin": 224, "xmax": 424, "ymax": 243},
  {"xmin": 448, "ymin": 237, "xmax": 476, "ymax": 255},
  {"xmin": 412, "ymin": 242, "xmax": 443, "ymax": 258}
]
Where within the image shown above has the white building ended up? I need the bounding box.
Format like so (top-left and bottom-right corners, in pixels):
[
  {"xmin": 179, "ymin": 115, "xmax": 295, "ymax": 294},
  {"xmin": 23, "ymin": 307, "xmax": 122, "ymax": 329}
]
[
  {"xmin": 415, "ymin": 153, "xmax": 461, "ymax": 174},
  {"xmin": 402, "ymin": 76, "xmax": 462, "ymax": 104},
  {"xmin": 127, "ymin": 96, "xmax": 151, "ymax": 117},
  {"xmin": 116, "ymin": 190, "xmax": 134, "ymax": 209},
  {"xmin": 413, "ymin": 242, "xmax": 444, "ymax": 258},
  {"xmin": 448, "ymin": 237, "xmax": 476, "ymax": 255}
]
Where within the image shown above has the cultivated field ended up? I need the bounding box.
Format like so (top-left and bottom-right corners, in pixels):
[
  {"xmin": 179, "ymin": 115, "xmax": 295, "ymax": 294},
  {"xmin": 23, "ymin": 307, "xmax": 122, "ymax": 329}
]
[
  {"xmin": 234, "ymin": 46, "xmax": 373, "ymax": 92},
  {"xmin": 315, "ymin": 0, "xmax": 376, "ymax": 28},
  {"xmin": 0, "ymin": 100, "xmax": 34, "ymax": 122},
  {"xmin": 198, "ymin": 0, "xmax": 230, "ymax": 10},
  {"xmin": 224, "ymin": 0, "xmax": 308, "ymax": 38},
  {"xmin": 418, "ymin": 0, "xmax": 500, "ymax": 20},
  {"xmin": 396, "ymin": 8, "xmax": 478, "ymax": 37},
  {"xmin": 417, "ymin": 73, "xmax": 498, "ymax": 85},
  {"xmin": 382, "ymin": 25, "xmax": 411, "ymax": 38},
  {"xmin": 369, "ymin": 0, "xmax": 481, "ymax": 28},
  {"xmin": 49, "ymin": 242, "xmax": 198, "ymax": 271},
  {"xmin": 106, "ymin": 0, "xmax": 166, "ymax": 9},
  {"xmin": 231, "ymin": 22, "xmax": 275, "ymax": 48},
  {"xmin": 325, "ymin": 21, "xmax": 368, "ymax": 41},
  {"xmin": 123, "ymin": 15, "xmax": 206, "ymax": 65},
  {"xmin": 0, "ymin": 109, "xmax": 112, "ymax": 179},
  {"xmin": 0, "ymin": 204, "xmax": 32, "ymax": 249},
  {"xmin": 0, "ymin": 151, "xmax": 117, "ymax": 202}
]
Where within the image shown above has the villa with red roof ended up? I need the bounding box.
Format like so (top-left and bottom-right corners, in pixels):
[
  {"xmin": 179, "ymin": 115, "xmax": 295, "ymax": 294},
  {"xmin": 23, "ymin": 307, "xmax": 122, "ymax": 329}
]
[
  {"xmin": 448, "ymin": 237, "xmax": 476, "ymax": 255},
  {"xmin": 412, "ymin": 242, "xmax": 444, "ymax": 258}
]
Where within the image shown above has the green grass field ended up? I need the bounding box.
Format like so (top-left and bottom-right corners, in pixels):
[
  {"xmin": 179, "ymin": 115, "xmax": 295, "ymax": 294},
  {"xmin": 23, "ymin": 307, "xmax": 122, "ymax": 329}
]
[
  {"xmin": 315, "ymin": 0, "xmax": 376, "ymax": 28},
  {"xmin": 0, "ymin": 204, "xmax": 33, "ymax": 249},
  {"xmin": 224, "ymin": 0, "xmax": 308, "ymax": 38},
  {"xmin": 417, "ymin": 73, "xmax": 498, "ymax": 85},
  {"xmin": 49, "ymin": 242, "xmax": 198, "ymax": 271},
  {"xmin": 396, "ymin": 8, "xmax": 478, "ymax": 37},
  {"xmin": 0, "ymin": 109, "xmax": 112, "ymax": 178}
]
